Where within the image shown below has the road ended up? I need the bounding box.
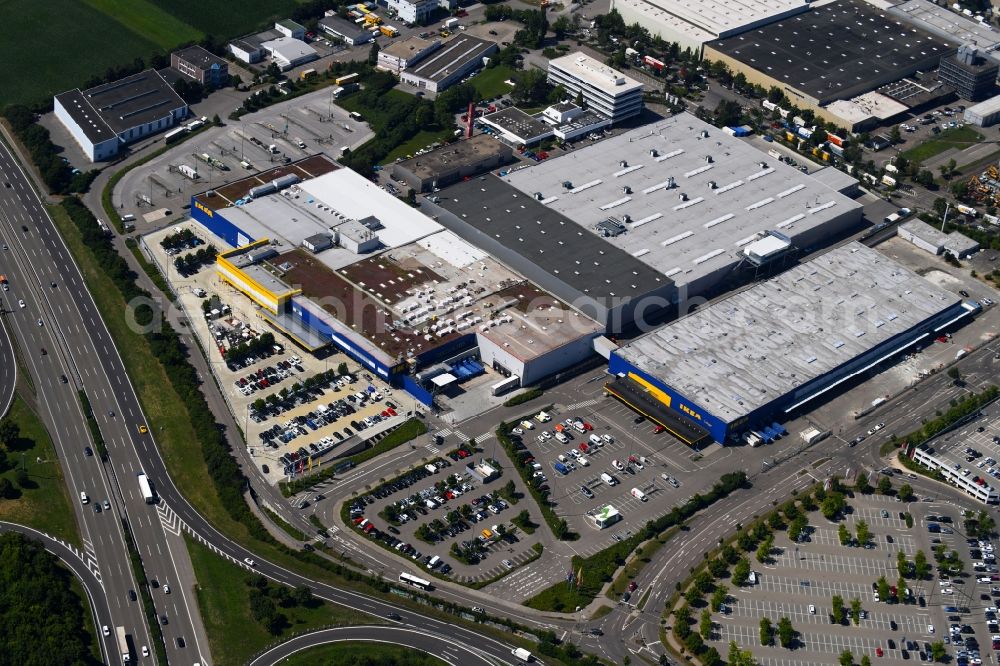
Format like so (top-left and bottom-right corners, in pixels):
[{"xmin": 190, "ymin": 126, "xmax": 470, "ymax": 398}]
[
  {"xmin": 246, "ymin": 624, "xmax": 501, "ymax": 666},
  {"xmin": 0, "ymin": 521, "xmax": 115, "ymax": 664},
  {"xmin": 0, "ymin": 141, "xmax": 205, "ymax": 662},
  {"xmin": 0, "ymin": 298, "xmax": 14, "ymax": 417}
]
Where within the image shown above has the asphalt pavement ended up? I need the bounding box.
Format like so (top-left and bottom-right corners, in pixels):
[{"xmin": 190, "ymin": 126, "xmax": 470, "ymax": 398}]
[{"xmin": 0, "ymin": 302, "xmax": 14, "ymax": 417}]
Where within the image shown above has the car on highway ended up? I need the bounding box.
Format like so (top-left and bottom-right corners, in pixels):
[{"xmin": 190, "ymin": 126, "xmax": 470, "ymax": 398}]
[
  {"xmin": 79, "ymin": 492, "xmax": 89, "ymax": 505},
  {"xmin": 60, "ymin": 374, "xmax": 67, "ymax": 384},
  {"xmin": 128, "ymin": 589, "xmax": 136, "ymax": 602},
  {"xmin": 141, "ymin": 646, "xmax": 149, "ymax": 657},
  {"xmin": 103, "ymin": 500, "xmax": 110, "ymax": 511},
  {"xmin": 36, "ymin": 318, "xmax": 42, "ymax": 327},
  {"xmin": 17, "ymin": 299, "xmax": 24, "ymax": 308},
  {"xmin": 159, "ymin": 615, "xmax": 168, "ymax": 625},
  {"xmin": 244, "ymin": 557, "xmax": 256, "ymax": 567},
  {"xmin": 137, "ymin": 424, "xmax": 148, "ymax": 434},
  {"xmin": 93, "ymin": 504, "xmax": 101, "ymax": 514},
  {"xmin": 101, "ymin": 625, "xmax": 109, "ymax": 637},
  {"xmin": 163, "ymin": 584, "xmax": 170, "ymax": 594},
  {"xmin": 84, "ymin": 446, "xmax": 92, "ymax": 457},
  {"xmin": 867, "ymin": 422, "xmax": 885, "ymax": 436}
]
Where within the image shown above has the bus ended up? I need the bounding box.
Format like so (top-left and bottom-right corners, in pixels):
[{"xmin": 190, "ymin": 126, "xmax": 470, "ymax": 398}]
[
  {"xmin": 137, "ymin": 472, "xmax": 156, "ymax": 505},
  {"xmin": 398, "ymin": 572, "xmax": 433, "ymax": 591},
  {"xmin": 115, "ymin": 626, "xmax": 130, "ymax": 662},
  {"xmin": 164, "ymin": 127, "xmax": 188, "ymax": 144}
]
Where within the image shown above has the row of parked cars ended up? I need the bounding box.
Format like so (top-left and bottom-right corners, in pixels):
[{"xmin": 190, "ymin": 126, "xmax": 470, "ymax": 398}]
[{"xmin": 238, "ymin": 357, "xmax": 300, "ymax": 398}]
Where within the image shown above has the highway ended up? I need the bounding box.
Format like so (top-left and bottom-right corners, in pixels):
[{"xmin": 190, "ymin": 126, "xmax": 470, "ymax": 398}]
[
  {"xmin": 0, "ymin": 296, "xmax": 14, "ymax": 417},
  {"xmin": 0, "ymin": 138, "xmax": 535, "ymax": 664},
  {"xmin": 246, "ymin": 625, "xmax": 499, "ymax": 666},
  {"xmin": 0, "ymin": 143, "xmax": 203, "ymax": 662}
]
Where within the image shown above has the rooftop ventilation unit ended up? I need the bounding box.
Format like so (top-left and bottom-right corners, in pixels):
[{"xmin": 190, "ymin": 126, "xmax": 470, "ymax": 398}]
[
  {"xmin": 622, "ymin": 185, "xmax": 632, "ymax": 194},
  {"xmin": 649, "ymin": 148, "xmax": 658, "ymax": 157},
  {"xmin": 700, "ymin": 130, "xmax": 709, "ymax": 138},
  {"xmin": 678, "ymin": 192, "xmax": 688, "ymax": 201},
  {"xmin": 708, "ymin": 180, "xmax": 717, "ymax": 189},
  {"xmin": 619, "ymin": 160, "xmax": 628, "ymax": 168},
  {"xmin": 705, "ymin": 155, "xmax": 713, "ymax": 163}
]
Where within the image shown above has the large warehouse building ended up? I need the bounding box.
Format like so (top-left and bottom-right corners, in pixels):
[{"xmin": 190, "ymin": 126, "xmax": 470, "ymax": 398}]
[
  {"xmin": 428, "ymin": 113, "xmax": 863, "ymax": 331},
  {"xmin": 54, "ymin": 69, "xmax": 189, "ymax": 162},
  {"xmin": 607, "ymin": 242, "xmax": 979, "ymax": 444},
  {"xmin": 611, "ymin": 0, "xmax": 808, "ymax": 54},
  {"xmin": 189, "ymin": 156, "xmax": 603, "ymax": 404},
  {"xmin": 704, "ymin": 0, "xmax": 955, "ymax": 127}
]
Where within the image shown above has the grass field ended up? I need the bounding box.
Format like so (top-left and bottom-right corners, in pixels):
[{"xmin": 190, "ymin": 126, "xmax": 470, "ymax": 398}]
[
  {"xmin": 471, "ymin": 66, "xmax": 517, "ymax": 100},
  {"xmin": 0, "ymin": 0, "xmax": 159, "ymax": 107},
  {"xmin": 383, "ymin": 129, "xmax": 456, "ymax": 163},
  {"xmin": 147, "ymin": 0, "xmax": 299, "ymax": 40},
  {"xmin": 275, "ymin": 642, "xmax": 448, "ymax": 666},
  {"xmin": 187, "ymin": 535, "xmax": 379, "ymax": 666},
  {"xmin": 0, "ymin": 394, "xmax": 80, "ymax": 547},
  {"xmin": 83, "ymin": 0, "xmax": 202, "ymax": 49},
  {"xmin": 900, "ymin": 125, "xmax": 985, "ymax": 164}
]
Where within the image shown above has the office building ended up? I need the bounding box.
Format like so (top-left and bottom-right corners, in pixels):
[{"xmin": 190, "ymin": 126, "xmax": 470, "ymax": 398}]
[
  {"xmin": 939, "ymin": 44, "xmax": 998, "ymax": 101},
  {"xmin": 171, "ymin": 45, "xmax": 229, "ymax": 87},
  {"xmin": 399, "ymin": 36, "xmax": 498, "ymax": 93},
  {"xmin": 547, "ymin": 53, "xmax": 644, "ymax": 123}
]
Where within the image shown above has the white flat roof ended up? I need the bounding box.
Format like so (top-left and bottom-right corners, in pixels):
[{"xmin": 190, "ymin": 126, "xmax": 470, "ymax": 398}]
[
  {"xmin": 261, "ymin": 36, "xmax": 315, "ymax": 62},
  {"xmin": 613, "ymin": 0, "xmax": 808, "ymax": 42},
  {"xmin": 548, "ymin": 53, "xmax": 643, "ymax": 96},
  {"xmin": 616, "ymin": 242, "xmax": 962, "ymax": 422},
  {"xmin": 890, "ymin": 0, "xmax": 1000, "ymax": 55},
  {"xmin": 966, "ymin": 92, "xmax": 1000, "ymax": 117},
  {"xmin": 503, "ymin": 113, "xmax": 862, "ymax": 291},
  {"xmin": 217, "ymin": 169, "xmax": 442, "ymax": 270}
]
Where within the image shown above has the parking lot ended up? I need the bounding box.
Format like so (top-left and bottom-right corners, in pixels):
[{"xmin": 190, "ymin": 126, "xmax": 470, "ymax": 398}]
[
  {"xmin": 114, "ymin": 88, "xmax": 376, "ymax": 233},
  {"xmin": 343, "ymin": 447, "xmax": 545, "ymax": 584},
  {"xmin": 140, "ymin": 220, "xmax": 410, "ymax": 485},
  {"xmin": 706, "ymin": 491, "xmax": 996, "ymax": 665}
]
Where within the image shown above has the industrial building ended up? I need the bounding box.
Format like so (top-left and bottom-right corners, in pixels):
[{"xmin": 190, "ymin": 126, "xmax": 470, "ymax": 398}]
[
  {"xmin": 170, "ymin": 46, "xmax": 229, "ymax": 87},
  {"xmin": 275, "ymin": 19, "xmax": 307, "ymax": 40},
  {"xmin": 377, "ymin": 36, "xmax": 441, "ymax": 73},
  {"xmin": 189, "ymin": 156, "xmax": 603, "ymax": 404},
  {"xmin": 54, "ymin": 69, "xmax": 189, "ymax": 162},
  {"xmin": 705, "ymin": 0, "xmax": 955, "ymax": 127},
  {"xmin": 229, "ymin": 39, "xmax": 263, "ymax": 64},
  {"xmin": 391, "ymin": 134, "xmax": 513, "ymax": 192},
  {"xmin": 260, "ymin": 36, "xmax": 318, "ymax": 71},
  {"xmin": 386, "ymin": 0, "xmax": 437, "ymax": 25},
  {"xmin": 964, "ymin": 93, "xmax": 1000, "ymax": 126},
  {"xmin": 910, "ymin": 446, "xmax": 1000, "ymax": 504},
  {"xmin": 399, "ymin": 36, "xmax": 498, "ymax": 93},
  {"xmin": 897, "ymin": 219, "xmax": 980, "ymax": 258},
  {"xmin": 547, "ymin": 53, "xmax": 644, "ymax": 123},
  {"xmin": 607, "ymin": 242, "xmax": 978, "ymax": 444},
  {"xmin": 478, "ymin": 103, "xmax": 611, "ymax": 145},
  {"xmin": 939, "ymin": 45, "xmax": 998, "ymax": 101},
  {"xmin": 427, "ymin": 114, "xmax": 863, "ymax": 329},
  {"xmin": 318, "ymin": 15, "xmax": 374, "ymax": 46},
  {"xmin": 611, "ymin": 0, "xmax": 807, "ymax": 54},
  {"xmin": 889, "ymin": 0, "xmax": 1000, "ymax": 58}
]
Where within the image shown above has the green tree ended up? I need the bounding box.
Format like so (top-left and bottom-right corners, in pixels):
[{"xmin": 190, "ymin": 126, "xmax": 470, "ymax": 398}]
[
  {"xmin": 930, "ymin": 641, "xmax": 946, "ymax": 661},
  {"xmin": 729, "ymin": 641, "xmax": 758, "ymax": 666},
  {"xmin": 878, "ymin": 475, "xmax": 892, "ymax": 495},
  {"xmin": 838, "ymin": 523, "xmax": 852, "ymax": 546},
  {"xmin": 788, "ymin": 515, "xmax": 808, "ymax": 542},
  {"xmin": 684, "ymin": 631, "xmax": 704, "ymax": 654},
  {"xmin": 0, "ymin": 419, "xmax": 19, "ymax": 447},
  {"xmin": 831, "ymin": 595, "xmax": 845, "ymax": 624},
  {"xmin": 767, "ymin": 511, "xmax": 784, "ymax": 530},
  {"xmin": 700, "ymin": 609, "xmax": 713, "ymax": 639},
  {"xmin": 914, "ymin": 550, "xmax": 930, "ymax": 579},
  {"xmin": 822, "ymin": 492, "xmax": 847, "ymax": 520},
  {"xmin": 756, "ymin": 534, "xmax": 773, "ymax": 563},
  {"xmin": 708, "ymin": 557, "xmax": 728, "ymax": 579},
  {"xmin": 710, "ymin": 585, "xmax": 728, "ymax": 612},
  {"xmin": 840, "ymin": 649, "xmax": 854, "ymax": 666},
  {"xmin": 897, "ymin": 551, "xmax": 911, "ymax": 578},
  {"xmin": 855, "ymin": 520, "xmax": 871, "ymax": 547},
  {"xmin": 861, "ymin": 656, "xmax": 871, "ymax": 666},
  {"xmin": 855, "ymin": 472, "xmax": 872, "ymax": 494},
  {"xmin": 850, "ymin": 598, "xmax": 862, "ymax": 625},
  {"xmin": 777, "ymin": 616, "xmax": 794, "ymax": 648},
  {"xmin": 877, "ymin": 576, "xmax": 890, "ymax": 601},
  {"xmin": 897, "ymin": 575, "xmax": 907, "ymax": 602},
  {"xmin": 737, "ymin": 530, "xmax": 755, "ymax": 552},
  {"xmin": 759, "ymin": 617, "xmax": 773, "ymax": 646},
  {"xmin": 702, "ymin": 647, "xmax": 722, "ymax": 666},
  {"xmin": 733, "ymin": 558, "xmax": 750, "ymax": 586},
  {"xmin": 898, "ymin": 483, "xmax": 915, "ymax": 503},
  {"xmin": 0, "ymin": 477, "xmax": 15, "ymax": 500}
]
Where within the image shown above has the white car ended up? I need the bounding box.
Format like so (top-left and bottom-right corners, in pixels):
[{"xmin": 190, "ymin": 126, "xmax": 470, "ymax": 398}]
[
  {"xmin": 141, "ymin": 646, "xmax": 149, "ymax": 657},
  {"xmin": 540, "ymin": 431, "xmax": 553, "ymax": 441},
  {"xmin": 601, "ymin": 434, "xmax": 614, "ymax": 445},
  {"xmin": 809, "ymin": 604, "xmax": 816, "ymax": 614},
  {"xmin": 243, "ymin": 557, "xmax": 256, "ymax": 567},
  {"xmin": 578, "ymin": 456, "xmax": 590, "ymax": 467},
  {"xmin": 512, "ymin": 428, "xmax": 523, "ymax": 435},
  {"xmin": 17, "ymin": 299, "xmax": 24, "ymax": 308},
  {"xmin": 612, "ymin": 459, "xmax": 625, "ymax": 472},
  {"xmin": 569, "ymin": 449, "xmax": 581, "ymax": 459},
  {"xmin": 928, "ymin": 624, "xmax": 935, "ymax": 634},
  {"xmin": 102, "ymin": 625, "xmax": 110, "ymax": 637},
  {"xmin": 867, "ymin": 422, "xmax": 885, "ymax": 436},
  {"xmin": 520, "ymin": 420, "xmax": 535, "ymax": 430}
]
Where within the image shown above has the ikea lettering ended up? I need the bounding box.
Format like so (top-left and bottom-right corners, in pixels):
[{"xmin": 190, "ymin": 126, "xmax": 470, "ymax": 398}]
[
  {"xmin": 194, "ymin": 200, "xmax": 214, "ymax": 217},
  {"xmin": 679, "ymin": 403, "xmax": 703, "ymax": 421}
]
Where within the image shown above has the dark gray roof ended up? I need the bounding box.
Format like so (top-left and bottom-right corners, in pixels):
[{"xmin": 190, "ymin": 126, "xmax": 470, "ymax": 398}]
[
  {"xmin": 436, "ymin": 176, "xmax": 668, "ymax": 301},
  {"xmin": 55, "ymin": 69, "xmax": 186, "ymax": 144},
  {"xmin": 319, "ymin": 15, "xmax": 369, "ymax": 40},
  {"xmin": 404, "ymin": 35, "xmax": 497, "ymax": 83},
  {"xmin": 173, "ymin": 45, "xmax": 227, "ymax": 71},
  {"xmin": 707, "ymin": 0, "xmax": 954, "ymax": 103}
]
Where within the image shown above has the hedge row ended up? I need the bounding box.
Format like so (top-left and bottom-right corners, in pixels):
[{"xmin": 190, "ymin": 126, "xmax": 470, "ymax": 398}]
[{"xmin": 503, "ymin": 388, "xmax": 543, "ymax": 407}]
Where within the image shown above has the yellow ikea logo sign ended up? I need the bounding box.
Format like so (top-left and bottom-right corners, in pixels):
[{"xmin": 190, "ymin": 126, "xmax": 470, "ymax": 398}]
[
  {"xmin": 194, "ymin": 200, "xmax": 214, "ymax": 217},
  {"xmin": 628, "ymin": 372, "xmax": 671, "ymax": 408},
  {"xmin": 679, "ymin": 404, "xmax": 703, "ymax": 421}
]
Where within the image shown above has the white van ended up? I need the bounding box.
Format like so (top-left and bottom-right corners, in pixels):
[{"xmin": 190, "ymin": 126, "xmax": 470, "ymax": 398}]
[
  {"xmin": 427, "ymin": 555, "xmax": 441, "ymax": 569},
  {"xmin": 631, "ymin": 487, "xmax": 648, "ymax": 502},
  {"xmin": 555, "ymin": 432, "xmax": 569, "ymax": 444},
  {"xmin": 601, "ymin": 472, "xmax": 617, "ymax": 486},
  {"xmin": 589, "ymin": 434, "xmax": 603, "ymax": 447},
  {"xmin": 535, "ymin": 411, "xmax": 551, "ymax": 423}
]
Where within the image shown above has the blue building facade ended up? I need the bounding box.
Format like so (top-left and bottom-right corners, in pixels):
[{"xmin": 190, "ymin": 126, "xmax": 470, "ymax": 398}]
[{"xmin": 609, "ymin": 299, "xmax": 979, "ymax": 444}]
